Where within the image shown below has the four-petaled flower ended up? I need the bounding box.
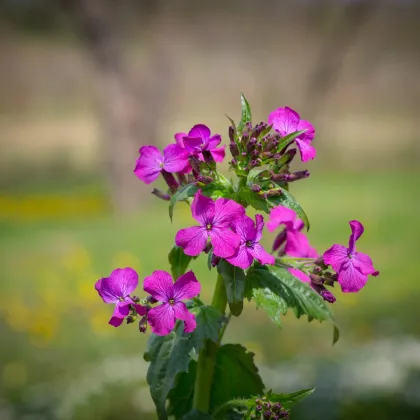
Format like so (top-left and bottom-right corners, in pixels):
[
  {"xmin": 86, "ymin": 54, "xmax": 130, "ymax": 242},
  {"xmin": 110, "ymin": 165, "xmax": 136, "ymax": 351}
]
[
  {"xmin": 95, "ymin": 267, "xmax": 147, "ymax": 327},
  {"xmin": 267, "ymin": 205, "xmax": 317, "ymax": 258},
  {"xmin": 176, "ymin": 190, "xmax": 245, "ymax": 258},
  {"xmin": 144, "ymin": 270, "xmax": 200, "ymax": 335},
  {"xmin": 323, "ymin": 220, "xmax": 379, "ymax": 293},
  {"xmin": 227, "ymin": 214, "xmax": 275, "ymax": 269},
  {"xmin": 175, "ymin": 124, "xmax": 226, "ymax": 162},
  {"xmin": 134, "ymin": 144, "xmax": 189, "ymax": 184},
  {"xmin": 268, "ymin": 106, "xmax": 316, "ymax": 162}
]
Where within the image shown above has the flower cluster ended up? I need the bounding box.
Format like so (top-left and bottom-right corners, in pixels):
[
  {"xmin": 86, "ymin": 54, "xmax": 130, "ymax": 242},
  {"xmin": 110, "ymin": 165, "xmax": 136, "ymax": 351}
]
[{"xmin": 252, "ymin": 397, "xmax": 290, "ymax": 419}]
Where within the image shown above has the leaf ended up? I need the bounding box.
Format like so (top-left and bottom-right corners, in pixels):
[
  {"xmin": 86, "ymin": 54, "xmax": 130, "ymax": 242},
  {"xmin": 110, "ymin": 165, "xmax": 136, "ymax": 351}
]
[
  {"xmin": 169, "ymin": 183, "xmax": 199, "ymax": 221},
  {"xmin": 267, "ymin": 188, "xmax": 310, "ymax": 230},
  {"xmin": 207, "ymin": 249, "xmax": 214, "ymax": 270},
  {"xmin": 238, "ymin": 93, "xmax": 252, "ymax": 133},
  {"xmin": 217, "ymin": 260, "xmax": 246, "ymax": 317},
  {"xmin": 237, "ymin": 187, "xmax": 269, "ymax": 213},
  {"xmin": 265, "ymin": 388, "xmax": 315, "ymax": 409},
  {"xmin": 201, "ymin": 179, "xmax": 234, "ymax": 201},
  {"xmin": 275, "ymin": 130, "xmax": 307, "ymax": 153},
  {"xmin": 189, "ymin": 305, "xmax": 224, "ymax": 350},
  {"xmin": 225, "ymin": 114, "xmax": 238, "ymax": 142},
  {"xmin": 245, "ymin": 266, "xmax": 333, "ymax": 327},
  {"xmin": 168, "ymin": 245, "xmax": 195, "ymax": 280},
  {"xmin": 333, "ymin": 323, "xmax": 340, "ymax": 345},
  {"xmin": 246, "ymin": 166, "xmax": 270, "ymax": 185},
  {"xmin": 257, "ymin": 124, "xmax": 273, "ymax": 140},
  {"xmin": 181, "ymin": 409, "xmax": 212, "ymax": 420},
  {"xmin": 211, "ymin": 344, "xmax": 264, "ymax": 413}
]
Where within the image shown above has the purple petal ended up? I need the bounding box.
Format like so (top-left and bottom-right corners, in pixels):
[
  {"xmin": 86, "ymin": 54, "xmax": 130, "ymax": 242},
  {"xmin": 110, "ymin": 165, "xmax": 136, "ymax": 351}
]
[
  {"xmin": 163, "ymin": 144, "xmax": 189, "ymax": 173},
  {"xmin": 173, "ymin": 302, "xmax": 197, "ymax": 333},
  {"xmin": 285, "ymin": 231, "xmax": 318, "ymax": 258},
  {"xmin": 175, "ymin": 226, "xmax": 208, "ymax": 256},
  {"xmin": 109, "ymin": 302, "xmax": 130, "ymax": 327},
  {"xmin": 96, "ymin": 268, "xmax": 139, "ymax": 303},
  {"xmin": 174, "ymin": 132, "xmax": 187, "ymax": 148},
  {"xmin": 207, "ymin": 134, "xmax": 222, "ymax": 150},
  {"xmin": 143, "ymin": 270, "xmax": 174, "ymax": 302},
  {"xmin": 297, "ymin": 119, "xmax": 315, "ymax": 142},
  {"xmin": 133, "ymin": 303, "xmax": 148, "ymax": 316},
  {"xmin": 182, "ymin": 137, "xmax": 204, "ymax": 152},
  {"xmin": 213, "ymin": 198, "xmax": 245, "ymax": 227},
  {"xmin": 254, "ymin": 214, "xmax": 265, "ymax": 242},
  {"xmin": 95, "ymin": 278, "xmax": 118, "ymax": 304},
  {"xmin": 210, "ymin": 228, "xmax": 241, "ymax": 259},
  {"xmin": 188, "ymin": 124, "xmax": 211, "ymax": 140},
  {"xmin": 323, "ymin": 244, "xmax": 349, "ymax": 273},
  {"xmin": 288, "ymin": 268, "xmax": 310, "ymax": 283},
  {"xmin": 109, "ymin": 316, "xmax": 124, "ymax": 327},
  {"xmin": 268, "ymin": 107, "xmax": 300, "ymax": 137},
  {"xmin": 266, "ymin": 205, "xmax": 296, "ymax": 232},
  {"xmin": 191, "ymin": 190, "xmax": 215, "ymax": 225},
  {"xmin": 232, "ymin": 215, "xmax": 256, "ymax": 241},
  {"xmin": 338, "ymin": 259, "xmax": 368, "ymax": 293},
  {"xmin": 354, "ymin": 251, "xmax": 377, "ymax": 276},
  {"xmin": 133, "ymin": 145, "xmax": 163, "ymax": 184},
  {"xmin": 348, "ymin": 220, "xmax": 364, "ymax": 254},
  {"xmin": 173, "ymin": 271, "xmax": 201, "ymax": 300},
  {"xmin": 226, "ymin": 245, "xmax": 254, "ymax": 270},
  {"xmin": 295, "ymin": 138, "xmax": 316, "ymax": 162},
  {"xmin": 147, "ymin": 303, "xmax": 176, "ymax": 335},
  {"xmin": 210, "ymin": 145, "xmax": 226, "ymax": 162},
  {"xmin": 249, "ymin": 243, "xmax": 275, "ymax": 266},
  {"xmin": 272, "ymin": 230, "xmax": 287, "ymax": 252}
]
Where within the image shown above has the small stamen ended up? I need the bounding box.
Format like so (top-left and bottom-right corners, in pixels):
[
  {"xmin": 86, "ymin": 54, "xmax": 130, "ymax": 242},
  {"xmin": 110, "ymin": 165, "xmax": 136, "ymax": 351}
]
[
  {"xmin": 206, "ymin": 223, "xmax": 212, "ymax": 231},
  {"xmin": 246, "ymin": 240, "xmax": 253, "ymax": 248},
  {"xmin": 168, "ymin": 298, "xmax": 175, "ymax": 305}
]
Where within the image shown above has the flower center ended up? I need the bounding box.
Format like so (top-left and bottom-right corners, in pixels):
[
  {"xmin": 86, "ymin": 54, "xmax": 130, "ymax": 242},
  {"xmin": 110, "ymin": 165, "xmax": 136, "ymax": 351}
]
[
  {"xmin": 168, "ymin": 298, "xmax": 175, "ymax": 306},
  {"xmin": 119, "ymin": 297, "xmax": 125, "ymax": 302},
  {"xmin": 159, "ymin": 162, "xmax": 164, "ymax": 169},
  {"xmin": 206, "ymin": 223, "xmax": 212, "ymax": 231},
  {"xmin": 246, "ymin": 240, "xmax": 253, "ymax": 248}
]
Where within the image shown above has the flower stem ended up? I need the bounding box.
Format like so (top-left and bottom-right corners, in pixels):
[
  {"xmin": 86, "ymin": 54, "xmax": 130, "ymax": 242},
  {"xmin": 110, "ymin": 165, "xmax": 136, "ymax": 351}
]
[{"xmin": 192, "ymin": 274, "xmax": 228, "ymax": 413}]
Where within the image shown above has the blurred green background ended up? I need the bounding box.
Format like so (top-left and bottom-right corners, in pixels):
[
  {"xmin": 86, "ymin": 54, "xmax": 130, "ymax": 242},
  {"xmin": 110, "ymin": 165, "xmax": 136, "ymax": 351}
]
[{"xmin": 1, "ymin": 1, "xmax": 419, "ymax": 419}]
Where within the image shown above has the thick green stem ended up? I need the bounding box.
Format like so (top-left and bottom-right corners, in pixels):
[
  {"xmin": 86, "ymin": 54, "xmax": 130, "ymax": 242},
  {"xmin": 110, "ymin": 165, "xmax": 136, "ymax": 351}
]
[{"xmin": 192, "ymin": 274, "xmax": 228, "ymax": 413}]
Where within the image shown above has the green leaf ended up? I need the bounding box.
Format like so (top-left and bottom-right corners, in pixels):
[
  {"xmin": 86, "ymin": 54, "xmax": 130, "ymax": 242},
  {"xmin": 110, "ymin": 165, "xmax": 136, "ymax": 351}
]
[
  {"xmin": 257, "ymin": 124, "xmax": 273, "ymax": 140},
  {"xmin": 189, "ymin": 305, "xmax": 224, "ymax": 350},
  {"xmin": 238, "ymin": 93, "xmax": 252, "ymax": 132},
  {"xmin": 217, "ymin": 260, "xmax": 246, "ymax": 317},
  {"xmin": 267, "ymin": 188, "xmax": 310, "ymax": 230},
  {"xmin": 246, "ymin": 166, "xmax": 270, "ymax": 185},
  {"xmin": 211, "ymin": 344, "xmax": 264, "ymax": 413},
  {"xmin": 169, "ymin": 183, "xmax": 199, "ymax": 221},
  {"xmin": 333, "ymin": 323, "xmax": 340, "ymax": 345},
  {"xmin": 168, "ymin": 245, "xmax": 195, "ymax": 279},
  {"xmin": 265, "ymin": 388, "xmax": 315, "ymax": 409},
  {"xmin": 207, "ymin": 249, "xmax": 214, "ymax": 270},
  {"xmin": 201, "ymin": 179, "xmax": 234, "ymax": 201},
  {"xmin": 275, "ymin": 130, "xmax": 307, "ymax": 153},
  {"xmin": 245, "ymin": 266, "xmax": 333, "ymax": 327},
  {"xmin": 181, "ymin": 409, "xmax": 212, "ymax": 420},
  {"xmin": 237, "ymin": 187, "xmax": 269, "ymax": 212}
]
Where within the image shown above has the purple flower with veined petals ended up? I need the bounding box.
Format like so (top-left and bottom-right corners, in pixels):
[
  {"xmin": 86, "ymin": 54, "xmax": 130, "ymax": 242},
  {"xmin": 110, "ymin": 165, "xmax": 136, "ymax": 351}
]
[
  {"xmin": 95, "ymin": 267, "xmax": 147, "ymax": 327},
  {"xmin": 268, "ymin": 106, "xmax": 316, "ymax": 162},
  {"xmin": 178, "ymin": 124, "xmax": 226, "ymax": 163},
  {"xmin": 226, "ymin": 214, "xmax": 275, "ymax": 269},
  {"xmin": 175, "ymin": 190, "xmax": 244, "ymax": 258},
  {"xmin": 267, "ymin": 205, "xmax": 317, "ymax": 258},
  {"xmin": 323, "ymin": 220, "xmax": 379, "ymax": 293},
  {"xmin": 134, "ymin": 144, "xmax": 189, "ymax": 184},
  {"xmin": 143, "ymin": 270, "xmax": 200, "ymax": 335}
]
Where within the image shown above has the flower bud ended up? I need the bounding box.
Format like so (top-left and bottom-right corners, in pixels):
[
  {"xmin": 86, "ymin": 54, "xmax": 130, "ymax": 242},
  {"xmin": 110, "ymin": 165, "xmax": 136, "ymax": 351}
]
[
  {"xmin": 138, "ymin": 315, "xmax": 148, "ymax": 333},
  {"xmin": 229, "ymin": 142, "xmax": 239, "ymax": 157},
  {"xmin": 211, "ymin": 254, "xmax": 220, "ymax": 267},
  {"xmin": 176, "ymin": 173, "xmax": 188, "ymax": 185},
  {"xmin": 146, "ymin": 296, "xmax": 158, "ymax": 304},
  {"xmin": 126, "ymin": 315, "xmax": 135, "ymax": 324},
  {"xmin": 272, "ymin": 170, "xmax": 310, "ymax": 183},
  {"xmin": 131, "ymin": 296, "xmax": 140, "ymax": 303},
  {"xmin": 228, "ymin": 126, "xmax": 235, "ymax": 142},
  {"xmin": 189, "ymin": 156, "xmax": 202, "ymax": 173},
  {"xmin": 256, "ymin": 405, "xmax": 263, "ymax": 412},
  {"xmin": 152, "ymin": 188, "xmax": 170, "ymax": 201},
  {"xmin": 161, "ymin": 170, "xmax": 179, "ymax": 193},
  {"xmin": 314, "ymin": 257, "xmax": 327, "ymax": 269},
  {"xmin": 202, "ymin": 150, "xmax": 216, "ymax": 169},
  {"xmin": 251, "ymin": 184, "xmax": 261, "ymax": 193},
  {"xmin": 321, "ymin": 289, "xmax": 336, "ymax": 303},
  {"xmin": 264, "ymin": 411, "xmax": 272, "ymax": 418},
  {"xmin": 282, "ymin": 148, "xmax": 297, "ymax": 165},
  {"xmin": 196, "ymin": 175, "xmax": 213, "ymax": 185},
  {"xmin": 309, "ymin": 274, "xmax": 323, "ymax": 285}
]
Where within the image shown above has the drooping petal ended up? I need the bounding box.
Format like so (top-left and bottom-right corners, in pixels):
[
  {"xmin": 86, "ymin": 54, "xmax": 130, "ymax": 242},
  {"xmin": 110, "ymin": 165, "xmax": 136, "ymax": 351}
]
[
  {"xmin": 249, "ymin": 243, "xmax": 275, "ymax": 266},
  {"xmin": 297, "ymin": 119, "xmax": 315, "ymax": 142},
  {"xmin": 268, "ymin": 107, "xmax": 300, "ymax": 137},
  {"xmin": 348, "ymin": 220, "xmax": 364, "ymax": 254},
  {"xmin": 285, "ymin": 231, "xmax": 318, "ymax": 258},
  {"xmin": 132, "ymin": 303, "xmax": 148, "ymax": 316},
  {"xmin": 210, "ymin": 227, "xmax": 241, "ymax": 258},
  {"xmin": 338, "ymin": 259, "xmax": 369, "ymax": 293},
  {"xmin": 226, "ymin": 245, "xmax": 254, "ymax": 269},
  {"xmin": 175, "ymin": 226, "xmax": 208, "ymax": 256},
  {"xmin": 163, "ymin": 144, "xmax": 189, "ymax": 173},
  {"xmin": 295, "ymin": 138, "xmax": 316, "ymax": 162},
  {"xmin": 191, "ymin": 190, "xmax": 215, "ymax": 225},
  {"xmin": 143, "ymin": 270, "xmax": 174, "ymax": 302},
  {"xmin": 354, "ymin": 251, "xmax": 377, "ymax": 276},
  {"xmin": 210, "ymin": 145, "xmax": 226, "ymax": 162},
  {"xmin": 266, "ymin": 205, "xmax": 296, "ymax": 232},
  {"xmin": 173, "ymin": 302, "xmax": 197, "ymax": 333},
  {"xmin": 109, "ymin": 302, "xmax": 130, "ymax": 327},
  {"xmin": 288, "ymin": 268, "xmax": 310, "ymax": 283},
  {"xmin": 323, "ymin": 244, "xmax": 348, "ymax": 272},
  {"xmin": 272, "ymin": 230, "xmax": 287, "ymax": 252},
  {"xmin": 213, "ymin": 198, "xmax": 245, "ymax": 227},
  {"xmin": 147, "ymin": 303, "xmax": 176, "ymax": 335},
  {"xmin": 133, "ymin": 145, "xmax": 163, "ymax": 184},
  {"xmin": 188, "ymin": 124, "xmax": 211, "ymax": 140},
  {"xmin": 183, "ymin": 136, "xmax": 204, "ymax": 152},
  {"xmin": 207, "ymin": 134, "xmax": 222, "ymax": 150},
  {"xmin": 173, "ymin": 271, "xmax": 201, "ymax": 300},
  {"xmin": 254, "ymin": 214, "xmax": 265, "ymax": 242},
  {"xmin": 174, "ymin": 132, "xmax": 187, "ymax": 148},
  {"xmin": 109, "ymin": 267, "xmax": 139, "ymax": 296},
  {"xmin": 232, "ymin": 215, "xmax": 256, "ymax": 241},
  {"xmin": 95, "ymin": 277, "xmax": 119, "ymax": 304}
]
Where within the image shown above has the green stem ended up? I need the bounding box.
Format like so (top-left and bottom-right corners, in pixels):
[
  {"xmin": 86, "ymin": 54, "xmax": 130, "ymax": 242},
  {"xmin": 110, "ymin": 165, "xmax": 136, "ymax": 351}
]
[{"xmin": 192, "ymin": 274, "xmax": 228, "ymax": 413}]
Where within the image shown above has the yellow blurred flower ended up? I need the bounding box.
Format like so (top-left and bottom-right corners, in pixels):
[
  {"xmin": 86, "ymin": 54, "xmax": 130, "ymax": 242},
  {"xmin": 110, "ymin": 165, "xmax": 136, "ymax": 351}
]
[
  {"xmin": 62, "ymin": 246, "xmax": 91, "ymax": 273},
  {"xmin": 112, "ymin": 251, "xmax": 141, "ymax": 271},
  {"xmin": 27, "ymin": 308, "xmax": 59, "ymax": 347},
  {"xmin": 2, "ymin": 361, "xmax": 27, "ymax": 389},
  {"xmin": 90, "ymin": 309, "xmax": 117, "ymax": 336}
]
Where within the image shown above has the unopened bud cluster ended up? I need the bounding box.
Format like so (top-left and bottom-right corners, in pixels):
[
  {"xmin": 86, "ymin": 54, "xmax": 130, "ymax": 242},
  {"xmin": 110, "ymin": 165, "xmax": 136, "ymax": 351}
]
[{"xmin": 251, "ymin": 397, "xmax": 290, "ymax": 419}]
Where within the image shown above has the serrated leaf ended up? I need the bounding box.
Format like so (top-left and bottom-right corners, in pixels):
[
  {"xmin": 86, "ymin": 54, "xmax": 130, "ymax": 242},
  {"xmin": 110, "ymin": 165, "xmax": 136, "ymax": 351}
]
[
  {"xmin": 217, "ymin": 260, "xmax": 246, "ymax": 317},
  {"xmin": 245, "ymin": 266, "xmax": 333, "ymax": 327},
  {"xmin": 266, "ymin": 388, "xmax": 315, "ymax": 409},
  {"xmin": 168, "ymin": 245, "xmax": 195, "ymax": 279},
  {"xmin": 169, "ymin": 183, "xmax": 199, "ymax": 221},
  {"xmin": 238, "ymin": 93, "xmax": 252, "ymax": 132}
]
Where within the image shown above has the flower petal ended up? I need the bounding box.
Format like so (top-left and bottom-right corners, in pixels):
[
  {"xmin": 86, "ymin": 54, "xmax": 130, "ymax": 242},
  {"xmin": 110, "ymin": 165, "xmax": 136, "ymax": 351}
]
[
  {"xmin": 96, "ymin": 267, "xmax": 138, "ymax": 303},
  {"xmin": 323, "ymin": 244, "xmax": 348, "ymax": 272},
  {"xmin": 148, "ymin": 303, "xmax": 176, "ymax": 335},
  {"xmin": 213, "ymin": 198, "xmax": 245, "ymax": 227},
  {"xmin": 297, "ymin": 119, "xmax": 315, "ymax": 142},
  {"xmin": 295, "ymin": 138, "xmax": 316, "ymax": 162},
  {"xmin": 207, "ymin": 134, "xmax": 222, "ymax": 150},
  {"xmin": 268, "ymin": 106, "xmax": 300, "ymax": 137},
  {"xmin": 288, "ymin": 268, "xmax": 310, "ymax": 283},
  {"xmin": 226, "ymin": 245, "xmax": 254, "ymax": 269},
  {"xmin": 132, "ymin": 303, "xmax": 148, "ymax": 316},
  {"xmin": 188, "ymin": 124, "xmax": 211, "ymax": 140},
  {"xmin": 210, "ymin": 145, "xmax": 226, "ymax": 162},
  {"xmin": 175, "ymin": 226, "xmax": 208, "ymax": 256},
  {"xmin": 254, "ymin": 214, "xmax": 265, "ymax": 242},
  {"xmin": 285, "ymin": 231, "xmax": 318, "ymax": 258},
  {"xmin": 143, "ymin": 270, "xmax": 174, "ymax": 302},
  {"xmin": 210, "ymin": 228, "xmax": 241, "ymax": 259},
  {"xmin": 133, "ymin": 145, "xmax": 163, "ymax": 184},
  {"xmin": 109, "ymin": 302, "xmax": 130, "ymax": 327},
  {"xmin": 182, "ymin": 137, "xmax": 204, "ymax": 152},
  {"xmin": 354, "ymin": 251, "xmax": 377, "ymax": 276},
  {"xmin": 95, "ymin": 277, "xmax": 119, "ymax": 304},
  {"xmin": 338, "ymin": 259, "xmax": 368, "ymax": 293},
  {"xmin": 266, "ymin": 205, "xmax": 296, "ymax": 232},
  {"xmin": 348, "ymin": 220, "xmax": 364, "ymax": 254},
  {"xmin": 163, "ymin": 144, "xmax": 189, "ymax": 172},
  {"xmin": 173, "ymin": 271, "xmax": 201, "ymax": 300},
  {"xmin": 173, "ymin": 302, "xmax": 197, "ymax": 333},
  {"xmin": 191, "ymin": 190, "xmax": 215, "ymax": 225},
  {"xmin": 249, "ymin": 243, "xmax": 275, "ymax": 266},
  {"xmin": 174, "ymin": 132, "xmax": 187, "ymax": 148},
  {"xmin": 232, "ymin": 215, "xmax": 256, "ymax": 241}
]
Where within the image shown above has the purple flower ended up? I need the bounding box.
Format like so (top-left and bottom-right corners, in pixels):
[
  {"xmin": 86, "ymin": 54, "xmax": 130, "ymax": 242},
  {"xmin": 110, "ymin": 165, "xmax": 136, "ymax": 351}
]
[
  {"xmin": 177, "ymin": 124, "xmax": 226, "ymax": 163},
  {"xmin": 268, "ymin": 106, "xmax": 316, "ymax": 162},
  {"xmin": 267, "ymin": 206, "xmax": 317, "ymax": 258},
  {"xmin": 143, "ymin": 270, "xmax": 200, "ymax": 335},
  {"xmin": 95, "ymin": 267, "xmax": 147, "ymax": 327},
  {"xmin": 134, "ymin": 144, "xmax": 189, "ymax": 184},
  {"xmin": 175, "ymin": 190, "xmax": 244, "ymax": 258},
  {"xmin": 323, "ymin": 220, "xmax": 379, "ymax": 293},
  {"xmin": 226, "ymin": 214, "xmax": 275, "ymax": 269}
]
